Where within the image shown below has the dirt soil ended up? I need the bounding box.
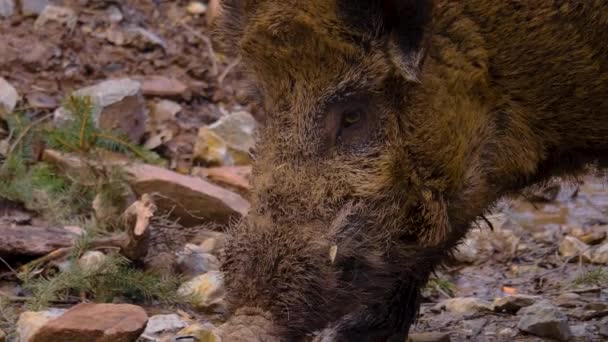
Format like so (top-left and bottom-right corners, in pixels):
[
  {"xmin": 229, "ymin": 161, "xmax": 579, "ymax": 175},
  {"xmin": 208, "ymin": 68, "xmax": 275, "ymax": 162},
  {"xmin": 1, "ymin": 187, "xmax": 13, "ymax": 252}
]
[{"xmin": 1, "ymin": 1, "xmax": 607, "ymax": 342}]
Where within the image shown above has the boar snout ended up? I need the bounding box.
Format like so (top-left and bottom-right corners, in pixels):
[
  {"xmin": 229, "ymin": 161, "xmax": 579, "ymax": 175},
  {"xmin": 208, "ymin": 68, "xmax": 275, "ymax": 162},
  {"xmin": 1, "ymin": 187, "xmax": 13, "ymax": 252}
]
[{"xmin": 217, "ymin": 307, "xmax": 281, "ymax": 342}]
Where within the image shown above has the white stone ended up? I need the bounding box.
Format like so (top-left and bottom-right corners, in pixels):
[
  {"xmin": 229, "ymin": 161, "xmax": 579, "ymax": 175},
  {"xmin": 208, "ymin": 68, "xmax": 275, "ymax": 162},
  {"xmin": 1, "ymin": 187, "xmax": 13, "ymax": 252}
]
[
  {"xmin": 0, "ymin": 77, "xmax": 18, "ymax": 116},
  {"xmin": 0, "ymin": 0, "xmax": 15, "ymax": 17},
  {"xmin": 142, "ymin": 314, "xmax": 188, "ymax": 335},
  {"xmin": 178, "ymin": 271, "xmax": 225, "ymax": 309},
  {"xmin": 16, "ymin": 309, "xmax": 66, "ymax": 342}
]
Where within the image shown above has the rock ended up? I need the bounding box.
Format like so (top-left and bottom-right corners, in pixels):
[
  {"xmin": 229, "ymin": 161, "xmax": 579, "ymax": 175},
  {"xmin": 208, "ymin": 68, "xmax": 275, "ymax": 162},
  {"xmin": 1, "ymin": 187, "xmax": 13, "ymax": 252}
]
[
  {"xmin": 193, "ymin": 111, "xmax": 257, "ymax": 166},
  {"xmin": 178, "ymin": 271, "xmax": 225, "ymax": 310},
  {"xmin": 144, "ymin": 100, "xmax": 182, "ymax": 150},
  {"xmin": 17, "ymin": 309, "xmax": 67, "ymax": 342},
  {"xmin": 493, "ymin": 294, "xmax": 540, "ymax": 314},
  {"xmin": 577, "ymin": 229, "xmax": 607, "ymax": 245},
  {"xmin": 177, "ymin": 244, "xmax": 221, "ymax": 277},
  {"xmin": 54, "ymin": 78, "xmax": 147, "ymax": 143},
  {"xmin": 128, "ymin": 163, "xmax": 249, "ymax": 226},
  {"xmin": 0, "ymin": 0, "xmax": 15, "ymax": 17},
  {"xmin": 207, "ymin": 0, "xmax": 220, "ymax": 25},
  {"xmin": 0, "ymin": 225, "xmax": 79, "ymax": 256},
  {"xmin": 517, "ymin": 300, "xmax": 572, "ymax": 341},
  {"xmin": 591, "ymin": 243, "xmax": 608, "ymax": 264},
  {"xmin": 141, "ymin": 76, "xmax": 189, "ymax": 98},
  {"xmin": 26, "ymin": 93, "xmax": 58, "ymax": 110},
  {"xmin": 78, "ymin": 251, "xmax": 107, "ymax": 273},
  {"xmin": 0, "ymin": 328, "xmax": 6, "ymax": 342},
  {"xmin": 142, "ymin": 314, "xmax": 187, "ymax": 337},
  {"xmin": 144, "ymin": 121, "xmax": 179, "ymax": 150},
  {"xmin": 0, "ymin": 77, "xmax": 19, "ymax": 116},
  {"xmin": 570, "ymin": 323, "xmax": 589, "ymax": 337},
  {"xmin": 193, "ymin": 166, "xmax": 252, "ymax": 193},
  {"xmin": 106, "ymin": 5, "xmax": 122, "ymax": 23},
  {"xmin": 409, "ymin": 332, "xmax": 451, "ymax": 342},
  {"xmin": 433, "ymin": 297, "xmax": 493, "ymax": 316},
  {"xmin": 187, "ymin": 1, "xmax": 207, "ymax": 15},
  {"xmin": 34, "ymin": 5, "xmax": 77, "ymax": 30},
  {"xmin": 150, "ymin": 100, "xmax": 182, "ymax": 122},
  {"xmin": 199, "ymin": 237, "xmax": 219, "ymax": 254},
  {"xmin": 554, "ymin": 292, "xmax": 585, "ymax": 308},
  {"xmin": 463, "ymin": 318, "xmax": 487, "ymax": 337},
  {"xmin": 175, "ymin": 323, "xmax": 219, "ymax": 342},
  {"xmin": 532, "ymin": 224, "xmax": 561, "ymax": 244},
  {"xmin": 599, "ymin": 317, "xmax": 608, "ymax": 337},
  {"xmin": 125, "ymin": 27, "xmax": 167, "ymax": 51},
  {"xmin": 497, "ymin": 327, "xmax": 515, "ymax": 337},
  {"xmin": 21, "ymin": 0, "xmax": 49, "ymax": 16},
  {"xmin": 31, "ymin": 303, "xmax": 148, "ymax": 342},
  {"xmin": 559, "ymin": 236, "xmax": 592, "ymax": 262}
]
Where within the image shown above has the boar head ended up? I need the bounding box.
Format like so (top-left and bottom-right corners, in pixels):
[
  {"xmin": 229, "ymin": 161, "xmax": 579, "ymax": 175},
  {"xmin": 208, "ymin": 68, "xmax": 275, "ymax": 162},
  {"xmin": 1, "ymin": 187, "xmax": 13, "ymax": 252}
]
[{"xmin": 214, "ymin": 0, "xmax": 495, "ymax": 340}]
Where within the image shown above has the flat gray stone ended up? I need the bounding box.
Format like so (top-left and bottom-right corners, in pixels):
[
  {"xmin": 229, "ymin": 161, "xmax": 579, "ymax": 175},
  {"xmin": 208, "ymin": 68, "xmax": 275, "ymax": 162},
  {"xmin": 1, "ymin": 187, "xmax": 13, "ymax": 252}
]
[{"xmin": 517, "ymin": 300, "xmax": 572, "ymax": 341}]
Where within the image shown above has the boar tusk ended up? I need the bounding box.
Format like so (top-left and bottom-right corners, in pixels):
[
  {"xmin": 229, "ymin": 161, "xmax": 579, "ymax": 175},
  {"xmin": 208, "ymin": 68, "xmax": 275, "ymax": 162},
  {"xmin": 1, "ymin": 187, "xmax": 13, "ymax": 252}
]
[{"xmin": 329, "ymin": 244, "xmax": 338, "ymax": 264}]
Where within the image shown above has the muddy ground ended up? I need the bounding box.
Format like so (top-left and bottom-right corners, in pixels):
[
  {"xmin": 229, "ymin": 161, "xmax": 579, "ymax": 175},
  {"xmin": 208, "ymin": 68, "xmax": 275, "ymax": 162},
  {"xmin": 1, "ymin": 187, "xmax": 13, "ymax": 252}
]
[{"xmin": 1, "ymin": 1, "xmax": 607, "ymax": 341}]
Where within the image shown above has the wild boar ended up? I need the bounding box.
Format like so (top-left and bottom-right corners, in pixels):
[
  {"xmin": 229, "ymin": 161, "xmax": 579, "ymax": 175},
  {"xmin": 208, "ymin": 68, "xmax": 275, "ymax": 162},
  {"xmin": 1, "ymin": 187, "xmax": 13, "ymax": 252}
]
[{"xmin": 213, "ymin": 0, "xmax": 608, "ymax": 340}]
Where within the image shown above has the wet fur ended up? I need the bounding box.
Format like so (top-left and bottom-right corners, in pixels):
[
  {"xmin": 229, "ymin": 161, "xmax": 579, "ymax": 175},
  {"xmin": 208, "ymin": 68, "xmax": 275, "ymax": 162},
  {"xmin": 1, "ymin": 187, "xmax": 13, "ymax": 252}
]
[{"xmin": 214, "ymin": 0, "xmax": 608, "ymax": 340}]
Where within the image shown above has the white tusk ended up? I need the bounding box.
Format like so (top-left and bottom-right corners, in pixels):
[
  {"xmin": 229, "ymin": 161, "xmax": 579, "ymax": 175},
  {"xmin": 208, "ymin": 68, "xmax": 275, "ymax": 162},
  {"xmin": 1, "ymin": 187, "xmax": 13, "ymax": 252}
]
[{"xmin": 329, "ymin": 244, "xmax": 338, "ymax": 264}]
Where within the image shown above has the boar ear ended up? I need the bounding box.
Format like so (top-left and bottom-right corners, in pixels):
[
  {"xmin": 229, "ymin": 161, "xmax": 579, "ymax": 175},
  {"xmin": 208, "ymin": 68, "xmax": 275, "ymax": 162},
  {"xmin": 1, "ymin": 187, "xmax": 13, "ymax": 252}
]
[{"xmin": 380, "ymin": 0, "xmax": 433, "ymax": 82}]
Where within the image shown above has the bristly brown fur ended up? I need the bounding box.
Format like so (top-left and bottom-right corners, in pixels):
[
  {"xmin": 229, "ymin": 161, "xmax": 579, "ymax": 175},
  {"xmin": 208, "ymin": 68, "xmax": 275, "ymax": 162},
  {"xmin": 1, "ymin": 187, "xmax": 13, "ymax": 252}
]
[{"xmin": 213, "ymin": 0, "xmax": 608, "ymax": 340}]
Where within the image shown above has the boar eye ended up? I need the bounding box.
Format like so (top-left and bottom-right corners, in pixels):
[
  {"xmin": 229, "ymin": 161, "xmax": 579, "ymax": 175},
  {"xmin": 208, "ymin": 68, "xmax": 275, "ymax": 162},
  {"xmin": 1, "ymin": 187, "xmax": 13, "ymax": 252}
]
[{"xmin": 342, "ymin": 110, "xmax": 362, "ymax": 128}]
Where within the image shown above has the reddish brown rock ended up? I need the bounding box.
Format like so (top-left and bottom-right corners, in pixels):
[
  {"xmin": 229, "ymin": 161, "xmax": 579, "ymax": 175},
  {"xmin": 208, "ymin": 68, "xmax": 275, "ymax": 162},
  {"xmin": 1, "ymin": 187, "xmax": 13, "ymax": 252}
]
[
  {"xmin": 31, "ymin": 303, "xmax": 148, "ymax": 342},
  {"xmin": 0, "ymin": 225, "xmax": 79, "ymax": 256},
  {"xmin": 193, "ymin": 166, "xmax": 251, "ymax": 193},
  {"xmin": 128, "ymin": 164, "xmax": 249, "ymax": 226},
  {"xmin": 140, "ymin": 76, "xmax": 189, "ymax": 99}
]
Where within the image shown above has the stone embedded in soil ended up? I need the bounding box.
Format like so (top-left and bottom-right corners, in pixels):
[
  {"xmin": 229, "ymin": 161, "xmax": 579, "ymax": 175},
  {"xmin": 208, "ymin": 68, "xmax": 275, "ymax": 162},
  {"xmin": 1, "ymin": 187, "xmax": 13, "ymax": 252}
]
[
  {"xmin": 21, "ymin": 0, "xmax": 49, "ymax": 17},
  {"xmin": 576, "ymin": 229, "xmax": 607, "ymax": 245},
  {"xmin": 559, "ymin": 236, "xmax": 592, "ymax": 262},
  {"xmin": 178, "ymin": 271, "xmax": 225, "ymax": 310},
  {"xmin": 599, "ymin": 317, "xmax": 608, "ymax": 337},
  {"xmin": 0, "ymin": 328, "xmax": 6, "ymax": 342},
  {"xmin": 175, "ymin": 323, "xmax": 219, "ymax": 342},
  {"xmin": 570, "ymin": 323, "xmax": 590, "ymax": 337},
  {"xmin": 187, "ymin": 1, "xmax": 207, "ymax": 15},
  {"xmin": 554, "ymin": 292, "xmax": 586, "ymax": 308},
  {"xmin": 433, "ymin": 297, "xmax": 493, "ymax": 316},
  {"xmin": 0, "ymin": 225, "xmax": 79, "ymax": 256},
  {"xmin": 144, "ymin": 99, "xmax": 182, "ymax": 150},
  {"xmin": 17, "ymin": 309, "xmax": 67, "ymax": 342},
  {"xmin": 177, "ymin": 244, "xmax": 221, "ymax": 277},
  {"xmin": 31, "ymin": 303, "xmax": 148, "ymax": 342},
  {"xmin": 497, "ymin": 327, "xmax": 515, "ymax": 337},
  {"xmin": 207, "ymin": 0, "xmax": 221, "ymax": 25},
  {"xmin": 142, "ymin": 314, "xmax": 188, "ymax": 337},
  {"xmin": 409, "ymin": 332, "xmax": 451, "ymax": 342},
  {"xmin": 194, "ymin": 111, "xmax": 257, "ymax": 166},
  {"xmin": 128, "ymin": 163, "xmax": 249, "ymax": 226},
  {"xmin": 54, "ymin": 78, "xmax": 147, "ymax": 143},
  {"xmin": 124, "ymin": 27, "xmax": 167, "ymax": 51},
  {"xmin": 0, "ymin": 77, "xmax": 19, "ymax": 116},
  {"xmin": 150, "ymin": 99, "xmax": 182, "ymax": 122},
  {"xmin": 34, "ymin": 5, "xmax": 77, "ymax": 30},
  {"xmin": 105, "ymin": 5, "xmax": 123, "ymax": 22},
  {"xmin": 493, "ymin": 294, "xmax": 540, "ymax": 314},
  {"xmin": 591, "ymin": 243, "xmax": 608, "ymax": 264},
  {"xmin": 140, "ymin": 76, "xmax": 189, "ymax": 98},
  {"xmin": 0, "ymin": 0, "xmax": 15, "ymax": 17},
  {"xmin": 26, "ymin": 93, "xmax": 58, "ymax": 109},
  {"xmin": 517, "ymin": 300, "xmax": 572, "ymax": 341},
  {"xmin": 193, "ymin": 166, "xmax": 252, "ymax": 193},
  {"xmin": 78, "ymin": 250, "xmax": 107, "ymax": 273}
]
